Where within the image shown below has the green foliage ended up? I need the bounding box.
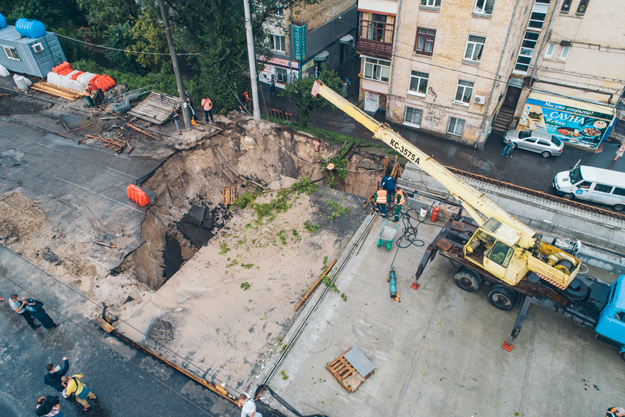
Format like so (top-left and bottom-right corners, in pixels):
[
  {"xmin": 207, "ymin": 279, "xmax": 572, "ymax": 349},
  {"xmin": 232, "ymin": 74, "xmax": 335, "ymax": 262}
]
[
  {"xmin": 219, "ymin": 242, "xmax": 230, "ymax": 255},
  {"xmin": 292, "ymin": 229, "xmax": 299, "ymax": 238},
  {"xmin": 241, "ymin": 263, "xmax": 255, "ymax": 269},
  {"xmin": 322, "ymin": 275, "xmax": 339, "ymax": 293},
  {"xmin": 321, "ymin": 256, "xmax": 328, "ymax": 271},
  {"xmin": 233, "ymin": 189, "xmax": 262, "ymax": 209},
  {"xmin": 280, "ymin": 64, "xmax": 343, "ymax": 127},
  {"xmin": 240, "ymin": 282, "xmax": 251, "ymax": 291},
  {"xmin": 326, "ymin": 200, "xmax": 350, "ymax": 219},
  {"xmin": 304, "ymin": 220, "xmax": 320, "ymax": 233},
  {"xmin": 277, "ymin": 230, "xmax": 288, "ymax": 246},
  {"xmin": 290, "ymin": 176, "xmax": 318, "ymax": 195}
]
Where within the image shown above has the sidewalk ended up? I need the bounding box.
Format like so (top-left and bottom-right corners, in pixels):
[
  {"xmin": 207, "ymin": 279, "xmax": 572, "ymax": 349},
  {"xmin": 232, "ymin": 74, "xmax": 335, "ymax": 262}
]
[{"xmin": 259, "ymin": 67, "xmax": 625, "ymax": 195}]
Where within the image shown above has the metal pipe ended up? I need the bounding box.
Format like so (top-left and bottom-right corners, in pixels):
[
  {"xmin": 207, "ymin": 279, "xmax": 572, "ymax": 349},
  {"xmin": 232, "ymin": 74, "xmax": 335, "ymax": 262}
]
[
  {"xmin": 243, "ymin": 0, "xmax": 261, "ymax": 123},
  {"xmin": 476, "ymin": 0, "xmax": 522, "ymax": 148},
  {"xmin": 158, "ymin": 0, "xmax": 192, "ymax": 131}
]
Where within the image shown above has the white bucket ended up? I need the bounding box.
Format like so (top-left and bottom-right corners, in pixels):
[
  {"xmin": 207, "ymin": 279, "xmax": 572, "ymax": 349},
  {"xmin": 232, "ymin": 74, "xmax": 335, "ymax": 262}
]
[
  {"xmin": 420, "ymin": 207, "xmax": 428, "ymax": 217},
  {"xmin": 13, "ymin": 74, "xmax": 28, "ymax": 92}
]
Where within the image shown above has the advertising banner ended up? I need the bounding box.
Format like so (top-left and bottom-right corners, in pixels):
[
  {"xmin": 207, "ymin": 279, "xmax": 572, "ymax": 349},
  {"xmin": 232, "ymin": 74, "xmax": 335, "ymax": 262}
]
[
  {"xmin": 517, "ymin": 95, "xmax": 614, "ymax": 149},
  {"xmin": 292, "ymin": 25, "xmax": 306, "ymax": 61}
]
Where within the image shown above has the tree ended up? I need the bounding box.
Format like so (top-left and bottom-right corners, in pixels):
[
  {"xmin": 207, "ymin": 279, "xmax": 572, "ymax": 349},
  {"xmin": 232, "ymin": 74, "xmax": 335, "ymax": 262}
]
[{"xmin": 280, "ymin": 64, "xmax": 343, "ymax": 127}]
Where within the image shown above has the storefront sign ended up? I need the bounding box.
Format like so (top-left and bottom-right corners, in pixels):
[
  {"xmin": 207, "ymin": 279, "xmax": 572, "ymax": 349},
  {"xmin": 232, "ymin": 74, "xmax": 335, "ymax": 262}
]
[
  {"xmin": 292, "ymin": 25, "xmax": 306, "ymax": 61},
  {"xmin": 364, "ymin": 91, "xmax": 380, "ymax": 113},
  {"xmin": 518, "ymin": 94, "xmax": 614, "ymax": 149}
]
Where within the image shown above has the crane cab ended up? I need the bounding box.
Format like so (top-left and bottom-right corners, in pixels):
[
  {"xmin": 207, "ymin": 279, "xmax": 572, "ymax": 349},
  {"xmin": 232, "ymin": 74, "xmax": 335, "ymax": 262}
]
[{"xmin": 464, "ymin": 218, "xmax": 529, "ymax": 286}]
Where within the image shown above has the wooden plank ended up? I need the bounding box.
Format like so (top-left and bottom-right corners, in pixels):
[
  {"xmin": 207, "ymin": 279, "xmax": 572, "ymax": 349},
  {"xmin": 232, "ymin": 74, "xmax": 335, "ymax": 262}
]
[
  {"xmin": 222, "ymin": 186, "xmax": 236, "ymax": 205},
  {"xmin": 126, "ymin": 123, "xmax": 160, "ymax": 140},
  {"xmin": 294, "ymin": 259, "xmax": 337, "ymax": 311}
]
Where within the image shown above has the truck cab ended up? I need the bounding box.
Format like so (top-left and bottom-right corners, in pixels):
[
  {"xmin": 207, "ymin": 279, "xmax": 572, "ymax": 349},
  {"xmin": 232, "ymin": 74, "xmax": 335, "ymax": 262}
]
[{"xmin": 595, "ymin": 275, "xmax": 625, "ymax": 354}]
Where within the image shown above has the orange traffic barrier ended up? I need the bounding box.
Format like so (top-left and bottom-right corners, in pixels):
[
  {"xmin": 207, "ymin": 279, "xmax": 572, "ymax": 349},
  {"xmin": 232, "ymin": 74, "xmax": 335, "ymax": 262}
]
[
  {"xmin": 52, "ymin": 62, "xmax": 71, "ymax": 74},
  {"xmin": 127, "ymin": 184, "xmax": 150, "ymax": 207},
  {"xmin": 69, "ymin": 71, "xmax": 84, "ymax": 80}
]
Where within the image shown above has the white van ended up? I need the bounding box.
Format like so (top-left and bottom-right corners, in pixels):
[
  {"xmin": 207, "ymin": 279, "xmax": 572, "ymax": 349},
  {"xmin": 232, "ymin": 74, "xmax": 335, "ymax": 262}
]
[{"xmin": 553, "ymin": 166, "xmax": 625, "ymax": 210}]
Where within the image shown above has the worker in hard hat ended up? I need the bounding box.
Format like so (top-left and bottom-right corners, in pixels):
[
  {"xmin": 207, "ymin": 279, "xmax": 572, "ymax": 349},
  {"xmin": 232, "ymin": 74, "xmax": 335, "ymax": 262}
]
[
  {"xmin": 83, "ymin": 85, "xmax": 94, "ymax": 107},
  {"xmin": 374, "ymin": 186, "xmax": 389, "ymax": 219},
  {"xmin": 394, "ymin": 185, "xmax": 406, "ymax": 222}
]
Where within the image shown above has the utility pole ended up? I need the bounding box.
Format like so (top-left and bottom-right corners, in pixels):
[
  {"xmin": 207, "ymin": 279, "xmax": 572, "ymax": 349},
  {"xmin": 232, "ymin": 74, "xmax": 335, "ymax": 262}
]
[
  {"xmin": 243, "ymin": 0, "xmax": 261, "ymax": 123},
  {"xmin": 158, "ymin": 0, "xmax": 191, "ymax": 131}
]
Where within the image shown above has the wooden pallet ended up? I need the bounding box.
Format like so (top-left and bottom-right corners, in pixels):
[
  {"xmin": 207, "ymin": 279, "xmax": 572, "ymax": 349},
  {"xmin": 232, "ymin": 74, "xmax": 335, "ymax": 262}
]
[
  {"xmin": 30, "ymin": 82, "xmax": 83, "ymax": 101},
  {"xmin": 327, "ymin": 349, "xmax": 361, "ymax": 393},
  {"xmin": 127, "ymin": 91, "xmax": 180, "ymax": 125},
  {"xmin": 84, "ymin": 134, "xmax": 128, "ymax": 153},
  {"xmin": 222, "ymin": 186, "xmax": 236, "ymax": 205}
]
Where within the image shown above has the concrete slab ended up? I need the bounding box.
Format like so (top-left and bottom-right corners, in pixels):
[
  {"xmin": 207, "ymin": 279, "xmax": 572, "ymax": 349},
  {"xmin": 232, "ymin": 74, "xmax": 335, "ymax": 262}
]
[{"xmin": 265, "ymin": 217, "xmax": 625, "ymax": 416}]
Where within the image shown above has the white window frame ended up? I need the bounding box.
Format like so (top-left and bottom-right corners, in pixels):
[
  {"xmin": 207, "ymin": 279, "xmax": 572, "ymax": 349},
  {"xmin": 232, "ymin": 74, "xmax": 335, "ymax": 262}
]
[
  {"xmin": 527, "ymin": 2, "xmax": 549, "ymax": 31},
  {"xmin": 464, "ymin": 35, "xmax": 486, "ymax": 63},
  {"xmin": 31, "ymin": 42, "xmax": 44, "ymax": 53},
  {"xmin": 474, "ymin": 0, "xmax": 495, "ymax": 15},
  {"xmin": 559, "ymin": 46, "xmax": 571, "ymax": 61},
  {"xmin": 363, "ymin": 57, "xmax": 391, "ymax": 83},
  {"xmin": 513, "ymin": 31, "xmax": 539, "ymax": 74},
  {"xmin": 448, "ymin": 117, "xmax": 465, "ymax": 136},
  {"xmin": 3, "ymin": 46, "xmax": 20, "ymax": 61},
  {"xmin": 408, "ymin": 71, "xmax": 428, "ymax": 97},
  {"xmin": 544, "ymin": 43, "xmax": 555, "ymax": 59},
  {"xmin": 272, "ymin": 8, "xmax": 284, "ymax": 17},
  {"xmin": 271, "ymin": 35, "xmax": 286, "ymax": 52},
  {"xmin": 403, "ymin": 106, "xmax": 423, "ymax": 128},
  {"xmin": 421, "ymin": 0, "xmax": 441, "ymax": 7},
  {"xmin": 454, "ymin": 80, "xmax": 474, "ymax": 105}
]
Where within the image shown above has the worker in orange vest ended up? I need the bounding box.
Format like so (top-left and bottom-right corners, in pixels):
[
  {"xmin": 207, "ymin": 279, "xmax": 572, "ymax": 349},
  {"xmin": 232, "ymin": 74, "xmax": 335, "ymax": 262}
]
[
  {"xmin": 394, "ymin": 185, "xmax": 406, "ymax": 222},
  {"xmin": 606, "ymin": 407, "xmax": 625, "ymax": 417},
  {"xmin": 374, "ymin": 187, "xmax": 388, "ymax": 219},
  {"xmin": 83, "ymin": 86, "xmax": 94, "ymax": 107}
]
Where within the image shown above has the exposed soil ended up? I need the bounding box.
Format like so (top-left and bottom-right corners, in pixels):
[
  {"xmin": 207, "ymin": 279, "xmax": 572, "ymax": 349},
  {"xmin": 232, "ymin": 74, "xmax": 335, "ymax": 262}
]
[{"xmin": 0, "ymin": 95, "xmax": 48, "ymax": 116}]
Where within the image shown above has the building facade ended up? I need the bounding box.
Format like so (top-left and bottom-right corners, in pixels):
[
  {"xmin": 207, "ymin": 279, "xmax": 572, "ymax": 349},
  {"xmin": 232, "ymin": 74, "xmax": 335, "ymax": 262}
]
[
  {"xmin": 508, "ymin": 0, "xmax": 625, "ymax": 150},
  {"xmin": 258, "ymin": 0, "xmax": 358, "ymax": 89}
]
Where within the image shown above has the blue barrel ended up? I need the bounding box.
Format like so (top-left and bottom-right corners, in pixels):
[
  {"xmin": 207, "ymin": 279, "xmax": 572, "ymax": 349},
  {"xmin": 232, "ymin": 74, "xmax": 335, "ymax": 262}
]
[
  {"xmin": 15, "ymin": 18, "xmax": 46, "ymax": 38},
  {"xmin": 0, "ymin": 13, "xmax": 6, "ymax": 29}
]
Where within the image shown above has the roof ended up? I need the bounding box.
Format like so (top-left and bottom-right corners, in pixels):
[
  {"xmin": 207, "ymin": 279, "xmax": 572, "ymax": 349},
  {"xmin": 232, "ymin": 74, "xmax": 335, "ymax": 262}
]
[
  {"xmin": 579, "ymin": 166, "xmax": 625, "ymax": 188},
  {"xmin": 0, "ymin": 26, "xmax": 22, "ymax": 41},
  {"xmin": 528, "ymin": 130, "xmax": 553, "ymax": 140}
]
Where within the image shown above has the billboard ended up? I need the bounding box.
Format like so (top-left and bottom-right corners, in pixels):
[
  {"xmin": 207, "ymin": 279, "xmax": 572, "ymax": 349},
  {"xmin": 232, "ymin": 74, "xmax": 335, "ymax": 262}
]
[
  {"xmin": 292, "ymin": 25, "xmax": 306, "ymax": 61},
  {"xmin": 517, "ymin": 94, "xmax": 614, "ymax": 149}
]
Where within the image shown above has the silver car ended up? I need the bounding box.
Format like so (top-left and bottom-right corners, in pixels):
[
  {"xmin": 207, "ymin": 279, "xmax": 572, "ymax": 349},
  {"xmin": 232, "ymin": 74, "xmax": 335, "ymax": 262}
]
[{"xmin": 503, "ymin": 130, "xmax": 564, "ymax": 158}]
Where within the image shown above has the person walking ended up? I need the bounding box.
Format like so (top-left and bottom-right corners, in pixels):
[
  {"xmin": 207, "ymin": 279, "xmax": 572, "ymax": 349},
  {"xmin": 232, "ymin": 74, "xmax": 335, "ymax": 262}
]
[
  {"xmin": 36, "ymin": 396, "xmax": 62, "ymax": 417},
  {"xmin": 201, "ymin": 97, "xmax": 214, "ymax": 124},
  {"xmin": 393, "ymin": 185, "xmax": 406, "ymax": 222},
  {"xmin": 44, "ymin": 357, "xmax": 70, "ymax": 392},
  {"xmin": 342, "ymin": 80, "xmax": 349, "ymax": 98},
  {"xmin": 26, "ymin": 298, "xmax": 59, "ymax": 329},
  {"xmin": 374, "ymin": 187, "xmax": 389, "ymax": 219},
  {"xmin": 269, "ymin": 76, "xmax": 276, "ymax": 96},
  {"xmin": 186, "ymin": 97, "xmax": 199, "ymax": 126},
  {"xmin": 238, "ymin": 393, "xmax": 262, "ymax": 417},
  {"xmin": 172, "ymin": 107, "xmax": 181, "ymax": 135},
  {"xmin": 62, "ymin": 374, "xmax": 96, "ymax": 412},
  {"xmin": 615, "ymin": 143, "xmax": 625, "ymax": 162},
  {"xmin": 502, "ymin": 141, "xmax": 516, "ymax": 157},
  {"xmin": 8, "ymin": 294, "xmax": 40, "ymax": 330}
]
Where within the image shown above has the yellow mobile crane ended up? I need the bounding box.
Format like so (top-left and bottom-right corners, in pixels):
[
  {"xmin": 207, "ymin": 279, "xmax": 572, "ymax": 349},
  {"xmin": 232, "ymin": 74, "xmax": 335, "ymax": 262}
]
[{"xmin": 312, "ymin": 80, "xmax": 581, "ymax": 292}]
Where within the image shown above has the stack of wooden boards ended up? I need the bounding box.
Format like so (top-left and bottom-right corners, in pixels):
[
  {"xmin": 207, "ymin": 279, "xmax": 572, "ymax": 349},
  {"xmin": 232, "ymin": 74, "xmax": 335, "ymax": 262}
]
[
  {"xmin": 30, "ymin": 82, "xmax": 83, "ymax": 101},
  {"xmin": 84, "ymin": 134, "xmax": 130, "ymax": 153},
  {"xmin": 127, "ymin": 91, "xmax": 179, "ymax": 125}
]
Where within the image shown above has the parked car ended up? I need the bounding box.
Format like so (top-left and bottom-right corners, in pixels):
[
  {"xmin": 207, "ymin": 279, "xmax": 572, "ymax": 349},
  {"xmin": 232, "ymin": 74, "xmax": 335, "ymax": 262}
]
[
  {"xmin": 553, "ymin": 165, "xmax": 625, "ymax": 210},
  {"xmin": 503, "ymin": 130, "xmax": 564, "ymax": 158}
]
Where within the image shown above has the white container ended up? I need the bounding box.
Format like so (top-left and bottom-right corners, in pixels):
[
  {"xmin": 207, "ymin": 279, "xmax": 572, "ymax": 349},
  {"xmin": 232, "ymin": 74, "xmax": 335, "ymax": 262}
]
[
  {"xmin": 0, "ymin": 65, "xmax": 9, "ymax": 77},
  {"xmin": 13, "ymin": 74, "xmax": 28, "ymax": 92}
]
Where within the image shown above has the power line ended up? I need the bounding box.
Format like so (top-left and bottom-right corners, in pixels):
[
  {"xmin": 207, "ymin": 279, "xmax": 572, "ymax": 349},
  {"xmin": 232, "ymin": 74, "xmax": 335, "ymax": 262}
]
[{"xmin": 55, "ymin": 33, "xmax": 201, "ymax": 56}]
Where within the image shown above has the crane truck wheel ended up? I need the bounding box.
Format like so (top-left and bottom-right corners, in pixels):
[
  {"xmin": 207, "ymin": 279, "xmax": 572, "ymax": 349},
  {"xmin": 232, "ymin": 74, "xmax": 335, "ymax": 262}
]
[
  {"xmin": 488, "ymin": 286, "xmax": 518, "ymax": 311},
  {"xmin": 561, "ymin": 277, "xmax": 590, "ymax": 301},
  {"xmin": 453, "ymin": 268, "xmax": 482, "ymax": 292}
]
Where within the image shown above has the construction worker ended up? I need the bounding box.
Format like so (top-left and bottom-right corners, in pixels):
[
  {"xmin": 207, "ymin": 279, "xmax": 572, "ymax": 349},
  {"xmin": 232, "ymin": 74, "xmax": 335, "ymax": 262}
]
[
  {"xmin": 374, "ymin": 187, "xmax": 388, "ymax": 219},
  {"xmin": 606, "ymin": 407, "xmax": 625, "ymax": 417},
  {"xmin": 83, "ymin": 85, "xmax": 94, "ymax": 107},
  {"xmin": 394, "ymin": 185, "xmax": 406, "ymax": 222},
  {"xmin": 381, "ymin": 175, "xmax": 396, "ymax": 203}
]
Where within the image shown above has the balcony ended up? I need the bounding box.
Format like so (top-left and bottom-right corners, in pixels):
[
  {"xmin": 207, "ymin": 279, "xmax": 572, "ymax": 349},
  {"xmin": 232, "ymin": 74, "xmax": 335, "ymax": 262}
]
[{"xmin": 357, "ymin": 15, "xmax": 395, "ymax": 59}]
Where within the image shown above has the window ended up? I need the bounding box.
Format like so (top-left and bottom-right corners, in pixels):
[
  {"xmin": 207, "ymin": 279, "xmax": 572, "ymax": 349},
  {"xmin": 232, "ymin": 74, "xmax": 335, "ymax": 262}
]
[
  {"xmin": 408, "ymin": 71, "xmax": 428, "ymax": 96},
  {"xmin": 464, "ymin": 35, "xmax": 486, "ymax": 62},
  {"xmin": 613, "ymin": 188, "xmax": 625, "ymax": 197},
  {"xmin": 524, "ymin": 138, "xmax": 537, "ymax": 144},
  {"xmin": 275, "ymin": 67, "xmax": 287, "ymax": 83},
  {"xmin": 528, "ymin": 11, "xmax": 547, "ymax": 29},
  {"xmin": 545, "ymin": 43, "xmax": 555, "ymax": 58},
  {"xmin": 364, "ymin": 58, "xmax": 391, "ymax": 82},
  {"xmin": 271, "ymin": 35, "xmax": 285, "ymax": 52},
  {"xmin": 614, "ymin": 311, "xmax": 625, "ymax": 323},
  {"xmin": 272, "ymin": 8, "xmax": 284, "ymax": 17},
  {"xmin": 537, "ymin": 139, "xmax": 550, "ymax": 147},
  {"xmin": 448, "ymin": 117, "xmax": 465, "ymax": 136},
  {"xmin": 514, "ymin": 31, "xmax": 539, "ymax": 73},
  {"xmin": 404, "ymin": 107, "xmax": 423, "ymax": 127},
  {"xmin": 474, "ymin": 0, "xmax": 495, "ymax": 15},
  {"xmin": 31, "ymin": 42, "xmax": 44, "ymax": 53},
  {"xmin": 561, "ymin": 0, "xmax": 572, "ymax": 12},
  {"xmin": 414, "ymin": 28, "xmax": 436, "ymax": 55},
  {"xmin": 454, "ymin": 80, "xmax": 474, "ymax": 104},
  {"xmin": 577, "ymin": 0, "xmax": 589, "ymax": 14},
  {"xmin": 421, "ymin": 0, "xmax": 441, "ymax": 7},
  {"xmin": 3, "ymin": 46, "xmax": 19, "ymax": 61},
  {"xmin": 559, "ymin": 46, "xmax": 570, "ymax": 60},
  {"xmin": 594, "ymin": 184, "xmax": 613, "ymax": 193},
  {"xmin": 359, "ymin": 13, "xmax": 395, "ymax": 43},
  {"xmin": 487, "ymin": 241, "xmax": 513, "ymax": 267},
  {"xmin": 578, "ymin": 181, "xmax": 592, "ymax": 189}
]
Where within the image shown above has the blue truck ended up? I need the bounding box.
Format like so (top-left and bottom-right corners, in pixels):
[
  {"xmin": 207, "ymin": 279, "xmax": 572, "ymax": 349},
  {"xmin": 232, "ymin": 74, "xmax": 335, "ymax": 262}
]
[{"xmin": 414, "ymin": 219, "xmax": 625, "ymax": 358}]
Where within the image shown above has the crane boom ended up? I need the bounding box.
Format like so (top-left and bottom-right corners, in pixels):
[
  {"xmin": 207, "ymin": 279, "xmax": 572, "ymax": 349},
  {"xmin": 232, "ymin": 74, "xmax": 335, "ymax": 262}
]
[{"xmin": 312, "ymin": 81, "xmax": 537, "ymax": 247}]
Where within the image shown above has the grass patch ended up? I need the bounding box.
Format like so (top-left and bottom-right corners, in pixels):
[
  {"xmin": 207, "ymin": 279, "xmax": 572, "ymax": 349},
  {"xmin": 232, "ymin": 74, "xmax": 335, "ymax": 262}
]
[
  {"xmin": 219, "ymin": 242, "xmax": 230, "ymax": 255},
  {"xmin": 277, "ymin": 230, "xmax": 288, "ymax": 246},
  {"xmin": 326, "ymin": 200, "xmax": 350, "ymax": 219},
  {"xmin": 240, "ymin": 282, "xmax": 251, "ymax": 291},
  {"xmin": 304, "ymin": 220, "xmax": 321, "ymax": 233},
  {"xmin": 241, "ymin": 263, "xmax": 255, "ymax": 269}
]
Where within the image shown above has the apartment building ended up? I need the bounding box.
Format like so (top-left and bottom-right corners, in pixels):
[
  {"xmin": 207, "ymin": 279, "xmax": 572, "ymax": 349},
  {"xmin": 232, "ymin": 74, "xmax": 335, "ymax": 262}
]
[
  {"xmin": 357, "ymin": 0, "xmax": 538, "ymax": 145},
  {"xmin": 507, "ymin": 0, "xmax": 625, "ymax": 150},
  {"xmin": 258, "ymin": 0, "xmax": 357, "ymax": 89}
]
